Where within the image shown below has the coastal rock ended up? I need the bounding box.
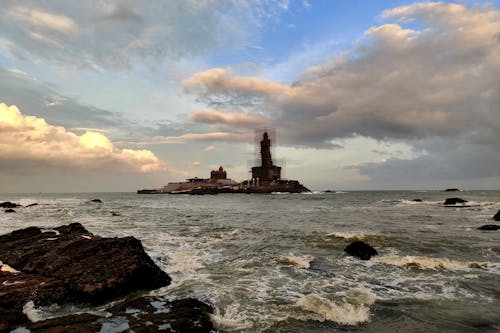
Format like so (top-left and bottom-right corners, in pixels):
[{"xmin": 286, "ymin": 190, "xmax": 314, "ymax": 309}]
[
  {"xmin": 411, "ymin": 199, "xmax": 423, "ymax": 202},
  {"xmin": 443, "ymin": 197, "xmax": 468, "ymax": 205},
  {"xmin": 444, "ymin": 188, "xmax": 460, "ymax": 192},
  {"xmin": 344, "ymin": 241, "xmax": 378, "ymax": 260},
  {"xmin": 493, "ymin": 210, "xmax": 500, "ymax": 221},
  {"xmin": 21, "ymin": 296, "xmax": 215, "ymax": 333},
  {"xmin": 25, "ymin": 203, "xmax": 38, "ymax": 207},
  {"xmin": 477, "ymin": 225, "xmax": 500, "ymax": 231},
  {"xmin": 88, "ymin": 199, "xmax": 102, "ymax": 203},
  {"xmin": 4, "ymin": 209, "xmax": 16, "ymax": 213},
  {"xmin": 0, "ymin": 201, "xmax": 21, "ymax": 208},
  {"xmin": 0, "ymin": 222, "xmax": 171, "ymax": 329}
]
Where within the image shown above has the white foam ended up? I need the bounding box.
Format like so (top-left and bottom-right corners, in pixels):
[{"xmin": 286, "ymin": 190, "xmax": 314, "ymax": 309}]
[
  {"xmin": 211, "ymin": 304, "xmax": 253, "ymax": 331},
  {"xmin": 277, "ymin": 254, "xmax": 313, "ymax": 269},
  {"xmin": 296, "ymin": 288, "xmax": 375, "ymax": 326},
  {"xmin": 2, "ymin": 280, "xmax": 25, "ymax": 285},
  {"xmin": 42, "ymin": 229, "xmax": 60, "ymax": 236},
  {"xmin": 374, "ymin": 256, "xmax": 488, "ymax": 271},
  {"xmin": 0, "ymin": 260, "xmax": 21, "ymax": 274},
  {"xmin": 81, "ymin": 235, "xmax": 92, "ymax": 239},
  {"xmin": 23, "ymin": 301, "xmax": 43, "ymax": 322}
]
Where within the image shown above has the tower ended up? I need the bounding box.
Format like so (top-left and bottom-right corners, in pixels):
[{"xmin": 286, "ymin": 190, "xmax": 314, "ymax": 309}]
[{"xmin": 251, "ymin": 131, "xmax": 281, "ymax": 181}]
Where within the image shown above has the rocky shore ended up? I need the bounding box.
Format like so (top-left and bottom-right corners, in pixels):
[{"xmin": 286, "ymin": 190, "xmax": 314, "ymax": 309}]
[{"xmin": 0, "ymin": 223, "xmax": 215, "ymax": 332}]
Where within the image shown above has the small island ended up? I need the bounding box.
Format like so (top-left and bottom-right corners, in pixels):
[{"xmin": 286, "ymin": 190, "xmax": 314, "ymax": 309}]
[{"xmin": 138, "ymin": 131, "xmax": 310, "ymax": 194}]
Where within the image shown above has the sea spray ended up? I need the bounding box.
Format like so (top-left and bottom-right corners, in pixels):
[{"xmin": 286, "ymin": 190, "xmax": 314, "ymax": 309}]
[{"xmin": 296, "ymin": 287, "xmax": 376, "ymax": 325}]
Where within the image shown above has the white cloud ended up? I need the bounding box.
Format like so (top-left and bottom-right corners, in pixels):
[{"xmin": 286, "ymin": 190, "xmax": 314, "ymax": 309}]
[
  {"xmin": 203, "ymin": 145, "xmax": 216, "ymax": 152},
  {"xmin": 7, "ymin": 5, "xmax": 78, "ymax": 34},
  {"xmin": 151, "ymin": 131, "xmax": 251, "ymax": 144},
  {"xmin": 189, "ymin": 109, "xmax": 269, "ymax": 127},
  {"xmin": 0, "ymin": 103, "xmax": 165, "ymax": 173}
]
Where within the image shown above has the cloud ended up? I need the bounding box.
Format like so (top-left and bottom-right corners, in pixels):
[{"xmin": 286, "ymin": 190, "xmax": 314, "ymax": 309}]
[
  {"xmin": 0, "ymin": 1, "xmax": 296, "ymax": 69},
  {"xmin": 203, "ymin": 145, "xmax": 216, "ymax": 152},
  {"xmin": 7, "ymin": 5, "xmax": 78, "ymax": 34},
  {"xmin": 182, "ymin": 2, "xmax": 500, "ymax": 181},
  {"xmin": 0, "ymin": 103, "xmax": 165, "ymax": 173},
  {"xmin": 189, "ymin": 109, "xmax": 269, "ymax": 127},
  {"xmin": 151, "ymin": 131, "xmax": 251, "ymax": 144},
  {"xmin": 192, "ymin": 161, "xmax": 201, "ymax": 166}
]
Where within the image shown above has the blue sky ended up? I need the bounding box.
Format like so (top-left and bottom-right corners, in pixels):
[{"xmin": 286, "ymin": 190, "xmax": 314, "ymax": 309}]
[{"xmin": 0, "ymin": 1, "xmax": 499, "ymax": 192}]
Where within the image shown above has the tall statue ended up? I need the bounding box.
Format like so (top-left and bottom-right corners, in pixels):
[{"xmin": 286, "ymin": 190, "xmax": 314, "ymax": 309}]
[{"xmin": 261, "ymin": 132, "xmax": 273, "ymax": 167}]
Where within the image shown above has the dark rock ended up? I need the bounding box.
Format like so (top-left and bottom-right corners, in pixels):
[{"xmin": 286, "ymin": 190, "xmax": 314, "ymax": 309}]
[
  {"xmin": 20, "ymin": 296, "xmax": 215, "ymax": 333},
  {"xmin": 4, "ymin": 209, "xmax": 16, "ymax": 213},
  {"xmin": 88, "ymin": 199, "xmax": 102, "ymax": 203},
  {"xmin": 111, "ymin": 212, "xmax": 121, "ymax": 216},
  {"xmin": 344, "ymin": 241, "xmax": 378, "ymax": 260},
  {"xmin": 411, "ymin": 199, "xmax": 422, "ymax": 202},
  {"xmin": 443, "ymin": 197, "xmax": 468, "ymax": 205},
  {"xmin": 324, "ymin": 190, "xmax": 335, "ymax": 193},
  {"xmin": 444, "ymin": 188, "xmax": 460, "ymax": 192},
  {"xmin": 493, "ymin": 210, "xmax": 500, "ymax": 221},
  {"xmin": 0, "ymin": 201, "xmax": 21, "ymax": 208},
  {"xmin": 0, "ymin": 223, "xmax": 171, "ymax": 330},
  {"xmin": 25, "ymin": 203, "xmax": 38, "ymax": 207},
  {"xmin": 477, "ymin": 224, "xmax": 500, "ymax": 231}
]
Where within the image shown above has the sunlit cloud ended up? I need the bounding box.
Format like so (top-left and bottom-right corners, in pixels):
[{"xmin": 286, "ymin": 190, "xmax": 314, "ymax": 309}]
[
  {"xmin": 0, "ymin": 103, "xmax": 165, "ymax": 173},
  {"xmin": 189, "ymin": 109, "xmax": 269, "ymax": 127}
]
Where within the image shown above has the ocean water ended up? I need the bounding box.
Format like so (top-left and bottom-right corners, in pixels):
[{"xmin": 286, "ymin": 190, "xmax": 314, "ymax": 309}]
[{"xmin": 1, "ymin": 191, "xmax": 499, "ymax": 332}]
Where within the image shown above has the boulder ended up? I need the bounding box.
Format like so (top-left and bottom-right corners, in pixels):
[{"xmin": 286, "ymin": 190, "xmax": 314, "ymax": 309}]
[
  {"xmin": 344, "ymin": 241, "xmax": 378, "ymax": 260},
  {"xmin": 493, "ymin": 210, "xmax": 500, "ymax": 221},
  {"xmin": 411, "ymin": 199, "xmax": 422, "ymax": 202},
  {"xmin": 88, "ymin": 199, "xmax": 102, "ymax": 203},
  {"xmin": 21, "ymin": 296, "xmax": 214, "ymax": 333},
  {"xmin": 0, "ymin": 222, "xmax": 171, "ymax": 328},
  {"xmin": 25, "ymin": 203, "xmax": 38, "ymax": 207},
  {"xmin": 444, "ymin": 188, "xmax": 460, "ymax": 192},
  {"xmin": 477, "ymin": 225, "xmax": 500, "ymax": 231},
  {"xmin": 443, "ymin": 197, "xmax": 468, "ymax": 205},
  {"xmin": 0, "ymin": 201, "xmax": 21, "ymax": 208},
  {"xmin": 4, "ymin": 209, "xmax": 16, "ymax": 213}
]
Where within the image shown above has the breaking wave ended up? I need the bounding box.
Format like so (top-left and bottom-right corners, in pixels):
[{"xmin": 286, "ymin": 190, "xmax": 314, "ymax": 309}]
[
  {"xmin": 296, "ymin": 288, "xmax": 376, "ymax": 326},
  {"xmin": 277, "ymin": 254, "xmax": 313, "ymax": 269},
  {"xmin": 374, "ymin": 256, "xmax": 490, "ymax": 271}
]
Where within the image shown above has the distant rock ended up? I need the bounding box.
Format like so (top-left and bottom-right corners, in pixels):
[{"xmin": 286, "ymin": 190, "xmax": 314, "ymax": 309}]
[
  {"xmin": 25, "ymin": 203, "xmax": 38, "ymax": 207},
  {"xmin": 493, "ymin": 210, "xmax": 500, "ymax": 221},
  {"xmin": 411, "ymin": 199, "xmax": 423, "ymax": 202},
  {"xmin": 344, "ymin": 241, "xmax": 378, "ymax": 260},
  {"xmin": 443, "ymin": 197, "xmax": 468, "ymax": 205},
  {"xmin": 444, "ymin": 188, "xmax": 460, "ymax": 192},
  {"xmin": 0, "ymin": 222, "xmax": 171, "ymax": 329},
  {"xmin": 477, "ymin": 225, "xmax": 500, "ymax": 231},
  {"xmin": 88, "ymin": 199, "xmax": 102, "ymax": 203},
  {"xmin": 0, "ymin": 201, "xmax": 21, "ymax": 208},
  {"xmin": 111, "ymin": 211, "xmax": 121, "ymax": 216},
  {"xmin": 4, "ymin": 209, "xmax": 16, "ymax": 213},
  {"xmin": 324, "ymin": 190, "xmax": 335, "ymax": 193}
]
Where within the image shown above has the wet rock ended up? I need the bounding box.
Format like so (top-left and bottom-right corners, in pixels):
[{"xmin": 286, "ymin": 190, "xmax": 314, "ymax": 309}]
[
  {"xmin": 4, "ymin": 209, "xmax": 16, "ymax": 213},
  {"xmin": 0, "ymin": 223, "xmax": 171, "ymax": 330},
  {"xmin": 493, "ymin": 210, "xmax": 500, "ymax": 221},
  {"xmin": 443, "ymin": 197, "xmax": 468, "ymax": 205},
  {"xmin": 88, "ymin": 199, "xmax": 102, "ymax": 203},
  {"xmin": 477, "ymin": 225, "xmax": 500, "ymax": 231},
  {"xmin": 0, "ymin": 201, "xmax": 21, "ymax": 208},
  {"xmin": 111, "ymin": 211, "xmax": 121, "ymax": 216},
  {"xmin": 25, "ymin": 203, "xmax": 38, "ymax": 207},
  {"xmin": 411, "ymin": 199, "xmax": 422, "ymax": 202},
  {"xmin": 344, "ymin": 241, "xmax": 378, "ymax": 260},
  {"xmin": 19, "ymin": 296, "xmax": 215, "ymax": 333},
  {"xmin": 444, "ymin": 188, "xmax": 460, "ymax": 192}
]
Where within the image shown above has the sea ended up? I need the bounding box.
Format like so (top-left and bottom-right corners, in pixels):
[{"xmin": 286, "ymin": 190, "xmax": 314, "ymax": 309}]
[{"xmin": 1, "ymin": 191, "xmax": 499, "ymax": 332}]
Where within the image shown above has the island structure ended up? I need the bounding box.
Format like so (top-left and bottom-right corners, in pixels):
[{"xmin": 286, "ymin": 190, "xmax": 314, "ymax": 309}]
[{"xmin": 137, "ymin": 130, "xmax": 310, "ymax": 194}]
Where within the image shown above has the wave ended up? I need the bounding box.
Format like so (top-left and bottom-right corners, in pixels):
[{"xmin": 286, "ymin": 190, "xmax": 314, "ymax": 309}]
[
  {"xmin": 326, "ymin": 232, "xmax": 390, "ymax": 244},
  {"xmin": 296, "ymin": 288, "xmax": 376, "ymax": 326},
  {"xmin": 277, "ymin": 254, "xmax": 313, "ymax": 269},
  {"xmin": 0, "ymin": 260, "xmax": 20, "ymax": 274},
  {"xmin": 211, "ymin": 304, "xmax": 253, "ymax": 331},
  {"xmin": 373, "ymin": 256, "xmax": 489, "ymax": 271}
]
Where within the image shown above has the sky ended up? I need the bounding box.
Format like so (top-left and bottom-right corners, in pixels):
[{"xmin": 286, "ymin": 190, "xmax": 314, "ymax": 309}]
[{"xmin": 0, "ymin": 0, "xmax": 499, "ymax": 192}]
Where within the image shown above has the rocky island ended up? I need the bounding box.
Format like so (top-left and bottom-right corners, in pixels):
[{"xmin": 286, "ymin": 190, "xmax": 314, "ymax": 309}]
[{"xmin": 138, "ymin": 131, "xmax": 310, "ymax": 195}]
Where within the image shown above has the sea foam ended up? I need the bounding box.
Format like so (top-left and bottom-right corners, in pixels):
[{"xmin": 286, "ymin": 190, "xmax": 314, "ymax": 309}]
[
  {"xmin": 296, "ymin": 288, "xmax": 376, "ymax": 326},
  {"xmin": 374, "ymin": 256, "xmax": 488, "ymax": 271},
  {"xmin": 277, "ymin": 254, "xmax": 313, "ymax": 269}
]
